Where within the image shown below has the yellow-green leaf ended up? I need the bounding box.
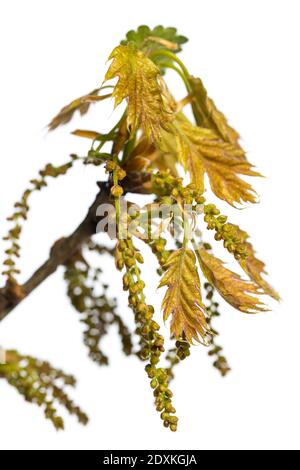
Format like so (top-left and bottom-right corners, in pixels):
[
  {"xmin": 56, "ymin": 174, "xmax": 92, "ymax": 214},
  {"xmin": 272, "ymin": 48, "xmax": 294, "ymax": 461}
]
[
  {"xmin": 159, "ymin": 248, "xmax": 210, "ymax": 343},
  {"xmin": 229, "ymin": 225, "xmax": 280, "ymax": 301},
  {"xmin": 162, "ymin": 114, "xmax": 260, "ymax": 206},
  {"xmin": 48, "ymin": 89, "xmax": 111, "ymax": 131},
  {"xmin": 105, "ymin": 43, "xmax": 172, "ymax": 140},
  {"xmin": 197, "ymin": 247, "xmax": 267, "ymax": 313},
  {"xmin": 189, "ymin": 76, "xmax": 240, "ymax": 146}
]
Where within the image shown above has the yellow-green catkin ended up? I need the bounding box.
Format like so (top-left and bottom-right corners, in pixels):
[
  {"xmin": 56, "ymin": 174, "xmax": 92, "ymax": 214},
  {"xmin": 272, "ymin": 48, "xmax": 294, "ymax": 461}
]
[
  {"xmin": 2, "ymin": 157, "xmax": 77, "ymax": 282},
  {"xmin": 203, "ymin": 204, "xmax": 247, "ymax": 260},
  {"xmin": 116, "ymin": 238, "xmax": 179, "ymax": 431},
  {"xmin": 0, "ymin": 350, "xmax": 88, "ymax": 430}
]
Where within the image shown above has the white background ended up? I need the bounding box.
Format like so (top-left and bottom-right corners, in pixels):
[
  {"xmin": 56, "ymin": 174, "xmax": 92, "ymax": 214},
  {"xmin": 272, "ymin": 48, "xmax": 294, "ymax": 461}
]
[{"xmin": 0, "ymin": 0, "xmax": 300, "ymax": 451}]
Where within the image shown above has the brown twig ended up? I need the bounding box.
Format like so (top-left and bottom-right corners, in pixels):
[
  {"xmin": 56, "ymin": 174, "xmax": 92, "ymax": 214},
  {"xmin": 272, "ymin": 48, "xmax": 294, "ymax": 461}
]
[{"xmin": 0, "ymin": 181, "xmax": 112, "ymax": 322}]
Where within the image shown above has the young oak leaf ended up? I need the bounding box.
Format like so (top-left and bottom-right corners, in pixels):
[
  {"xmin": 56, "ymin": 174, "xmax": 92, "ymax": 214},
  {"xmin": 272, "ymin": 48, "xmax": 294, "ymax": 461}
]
[
  {"xmin": 166, "ymin": 114, "xmax": 261, "ymax": 206},
  {"xmin": 196, "ymin": 247, "xmax": 267, "ymax": 313},
  {"xmin": 121, "ymin": 25, "xmax": 188, "ymax": 73},
  {"xmin": 228, "ymin": 224, "xmax": 280, "ymax": 301},
  {"xmin": 189, "ymin": 76, "xmax": 240, "ymax": 146},
  {"xmin": 105, "ymin": 43, "xmax": 172, "ymax": 140},
  {"xmin": 159, "ymin": 248, "xmax": 210, "ymax": 343},
  {"xmin": 121, "ymin": 25, "xmax": 188, "ymax": 53},
  {"xmin": 48, "ymin": 88, "xmax": 111, "ymax": 131}
]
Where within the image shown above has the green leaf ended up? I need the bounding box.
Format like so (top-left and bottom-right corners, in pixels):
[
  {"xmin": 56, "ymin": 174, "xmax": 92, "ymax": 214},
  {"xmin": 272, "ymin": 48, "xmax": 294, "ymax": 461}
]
[{"xmin": 120, "ymin": 25, "xmax": 188, "ymax": 73}]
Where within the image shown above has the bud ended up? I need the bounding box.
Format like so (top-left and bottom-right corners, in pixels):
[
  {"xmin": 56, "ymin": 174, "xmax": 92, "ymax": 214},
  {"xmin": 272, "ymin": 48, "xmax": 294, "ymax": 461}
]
[
  {"xmin": 135, "ymin": 252, "xmax": 144, "ymax": 264},
  {"xmin": 105, "ymin": 161, "xmax": 116, "ymax": 172},
  {"xmin": 117, "ymin": 168, "xmax": 127, "ymax": 180},
  {"xmin": 111, "ymin": 185, "xmax": 124, "ymax": 197}
]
